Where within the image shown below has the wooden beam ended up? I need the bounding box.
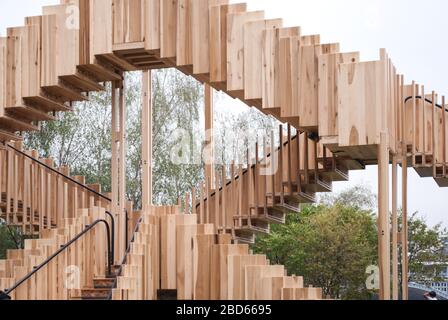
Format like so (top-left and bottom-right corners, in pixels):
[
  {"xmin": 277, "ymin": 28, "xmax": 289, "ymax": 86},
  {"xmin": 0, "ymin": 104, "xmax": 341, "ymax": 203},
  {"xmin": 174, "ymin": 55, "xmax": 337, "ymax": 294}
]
[
  {"xmin": 378, "ymin": 131, "xmax": 390, "ymax": 300},
  {"xmin": 401, "ymin": 141, "xmax": 409, "ymax": 300},
  {"xmin": 111, "ymin": 81, "xmax": 119, "ymax": 216},
  {"xmin": 392, "ymin": 155, "xmax": 398, "ymax": 300},
  {"xmin": 142, "ymin": 70, "xmax": 153, "ymax": 209},
  {"xmin": 204, "ymin": 84, "xmax": 214, "ymax": 185},
  {"xmin": 111, "ymin": 78, "xmax": 127, "ymax": 262}
]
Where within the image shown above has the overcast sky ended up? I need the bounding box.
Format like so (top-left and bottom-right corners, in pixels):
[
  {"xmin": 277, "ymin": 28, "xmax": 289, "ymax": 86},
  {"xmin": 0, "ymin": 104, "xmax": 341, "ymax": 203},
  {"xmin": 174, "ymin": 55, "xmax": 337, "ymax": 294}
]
[{"xmin": 1, "ymin": 0, "xmax": 447, "ymax": 227}]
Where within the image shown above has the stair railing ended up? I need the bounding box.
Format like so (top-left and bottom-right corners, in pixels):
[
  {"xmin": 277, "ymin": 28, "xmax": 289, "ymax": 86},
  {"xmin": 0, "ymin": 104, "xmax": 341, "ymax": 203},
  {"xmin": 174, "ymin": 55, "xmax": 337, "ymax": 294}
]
[
  {"xmin": 6, "ymin": 143, "xmax": 112, "ymax": 203},
  {"xmin": 107, "ymin": 215, "xmax": 144, "ymax": 300},
  {"xmin": 0, "ymin": 218, "xmax": 114, "ymax": 300}
]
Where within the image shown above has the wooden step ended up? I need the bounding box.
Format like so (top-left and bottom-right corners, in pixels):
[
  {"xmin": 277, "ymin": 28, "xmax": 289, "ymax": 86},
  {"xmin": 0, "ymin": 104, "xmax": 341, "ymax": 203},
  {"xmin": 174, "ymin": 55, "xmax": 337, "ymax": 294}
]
[
  {"xmin": 0, "ymin": 115, "xmax": 39, "ymax": 132},
  {"xmin": 255, "ymin": 207, "xmax": 286, "ymax": 225},
  {"xmin": 233, "ymin": 232, "xmax": 256, "ymax": 245},
  {"xmin": 23, "ymin": 95, "xmax": 73, "ymax": 113},
  {"xmin": 318, "ymin": 158, "xmax": 350, "ymax": 182},
  {"xmin": 272, "ymin": 202, "xmax": 301, "ymax": 214},
  {"xmin": 270, "ymin": 191, "xmax": 316, "ymax": 206},
  {"xmin": 302, "ymin": 177, "xmax": 333, "ymax": 193},
  {"xmin": 435, "ymin": 177, "xmax": 448, "ymax": 188},
  {"xmin": 78, "ymin": 61, "xmax": 122, "ymax": 82},
  {"xmin": 80, "ymin": 288, "xmax": 111, "ymax": 300},
  {"xmin": 93, "ymin": 278, "xmax": 116, "ymax": 289},
  {"xmin": 112, "ymin": 44, "xmax": 166, "ymax": 70},
  {"xmin": 157, "ymin": 290, "xmax": 177, "ymax": 301},
  {"xmin": 320, "ymin": 167, "xmax": 349, "ymax": 182},
  {"xmin": 234, "ymin": 216, "xmax": 271, "ymax": 237},
  {"xmin": 60, "ymin": 72, "xmax": 106, "ymax": 92},
  {"xmin": 0, "ymin": 129, "xmax": 21, "ymax": 142},
  {"xmin": 5, "ymin": 105, "xmax": 55, "ymax": 122},
  {"xmin": 233, "ymin": 228, "xmax": 256, "ymax": 245},
  {"xmin": 42, "ymin": 81, "xmax": 88, "ymax": 103},
  {"xmin": 433, "ymin": 165, "xmax": 448, "ymax": 187},
  {"xmin": 413, "ymin": 154, "xmax": 434, "ymax": 178}
]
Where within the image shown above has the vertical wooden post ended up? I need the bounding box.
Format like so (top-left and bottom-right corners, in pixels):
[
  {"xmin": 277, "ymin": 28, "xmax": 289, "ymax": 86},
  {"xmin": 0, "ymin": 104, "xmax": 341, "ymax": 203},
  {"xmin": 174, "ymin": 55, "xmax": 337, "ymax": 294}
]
[
  {"xmin": 400, "ymin": 75, "xmax": 409, "ymax": 300},
  {"xmin": 412, "ymin": 81, "xmax": 417, "ymax": 166},
  {"xmin": 432, "ymin": 92, "xmax": 437, "ymax": 177},
  {"xmin": 421, "ymin": 85, "xmax": 426, "ymax": 164},
  {"xmin": 111, "ymin": 78, "xmax": 127, "ymax": 263},
  {"xmin": 119, "ymin": 80, "xmax": 127, "ymax": 261},
  {"xmin": 142, "ymin": 70, "xmax": 153, "ymax": 210},
  {"xmin": 378, "ymin": 132, "xmax": 390, "ymax": 300},
  {"xmin": 391, "ymin": 155, "xmax": 399, "ymax": 300},
  {"xmin": 119, "ymin": 80, "xmax": 127, "ymax": 213},
  {"xmin": 111, "ymin": 81, "xmax": 119, "ymax": 219},
  {"xmin": 204, "ymin": 84, "xmax": 214, "ymax": 185},
  {"xmin": 221, "ymin": 165, "xmax": 227, "ymax": 232},
  {"xmin": 401, "ymin": 143, "xmax": 409, "ymax": 300},
  {"xmin": 443, "ymin": 96, "xmax": 447, "ymax": 176}
]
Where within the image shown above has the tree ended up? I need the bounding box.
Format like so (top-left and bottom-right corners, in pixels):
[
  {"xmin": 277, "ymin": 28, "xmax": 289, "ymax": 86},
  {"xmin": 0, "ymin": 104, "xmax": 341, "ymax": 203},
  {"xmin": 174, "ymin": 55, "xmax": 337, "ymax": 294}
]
[
  {"xmin": 214, "ymin": 97, "xmax": 280, "ymax": 166},
  {"xmin": 319, "ymin": 184, "xmax": 377, "ymax": 212},
  {"xmin": 408, "ymin": 213, "xmax": 448, "ymax": 284},
  {"xmin": 23, "ymin": 69, "xmax": 204, "ymax": 208},
  {"xmin": 0, "ymin": 221, "xmax": 21, "ymax": 259},
  {"xmin": 253, "ymin": 186, "xmax": 378, "ymax": 300}
]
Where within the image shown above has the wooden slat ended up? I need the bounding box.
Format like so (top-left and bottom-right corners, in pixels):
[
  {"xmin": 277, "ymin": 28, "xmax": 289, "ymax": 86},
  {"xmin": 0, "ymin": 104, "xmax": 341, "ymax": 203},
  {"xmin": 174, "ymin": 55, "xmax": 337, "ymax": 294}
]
[
  {"xmin": 160, "ymin": 0, "xmax": 178, "ymax": 59},
  {"xmin": 226, "ymin": 11, "xmax": 264, "ymax": 92},
  {"xmin": 209, "ymin": 3, "xmax": 246, "ymax": 83},
  {"xmin": 244, "ymin": 19, "xmax": 282, "ymax": 102}
]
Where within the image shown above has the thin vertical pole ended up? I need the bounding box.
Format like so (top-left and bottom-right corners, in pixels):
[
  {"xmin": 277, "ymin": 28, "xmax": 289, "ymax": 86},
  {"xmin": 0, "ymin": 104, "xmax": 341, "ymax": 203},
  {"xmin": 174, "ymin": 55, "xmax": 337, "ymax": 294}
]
[
  {"xmin": 401, "ymin": 144, "xmax": 409, "ymax": 300},
  {"xmin": 119, "ymin": 80, "xmax": 127, "ymax": 214},
  {"xmin": 378, "ymin": 132, "xmax": 390, "ymax": 300},
  {"xmin": 142, "ymin": 70, "xmax": 153, "ymax": 209},
  {"xmin": 392, "ymin": 155, "xmax": 399, "ymax": 300},
  {"xmin": 204, "ymin": 84, "xmax": 214, "ymax": 186},
  {"xmin": 400, "ymin": 75, "xmax": 409, "ymax": 300},
  {"xmin": 412, "ymin": 81, "xmax": 417, "ymax": 165},
  {"xmin": 270, "ymin": 131, "xmax": 276, "ymax": 206},
  {"xmin": 118, "ymin": 79, "xmax": 127, "ymax": 261},
  {"xmin": 432, "ymin": 92, "xmax": 437, "ymax": 176},
  {"xmin": 111, "ymin": 81, "xmax": 119, "ymax": 217},
  {"xmin": 221, "ymin": 165, "xmax": 227, "ymax": 232},
  {"xmin": 422, "ymin": 85, "xmax": 426, "ymax": 162},
  {"xmin": 443, "ymin": 96, "xmax": 447, "ymax": 173}
]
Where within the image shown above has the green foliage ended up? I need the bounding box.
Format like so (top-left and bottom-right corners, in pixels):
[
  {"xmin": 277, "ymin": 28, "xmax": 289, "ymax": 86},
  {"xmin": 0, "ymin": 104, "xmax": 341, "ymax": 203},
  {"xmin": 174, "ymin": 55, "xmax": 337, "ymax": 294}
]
[
  {"xmin": 23, "ymin": 69, "xmax": 204, "ymax": 208},
  {"xmin": 152, "ymin": 69, "xmax": 203, "ymax": 205},
  {"xmin": 254, "ymin": 184, "xmax": 448, "ymax": 299},
  {"xmin": 319, "ymin": 184, "xmax": 377, "ymax": 211},
  {"xmin": 253, "ymin": 187, "xmax": 378, "ymax": 300},
  {"xmin": 0, "ymin": 222, "xmax": 21, "ymax": 259},
  {"xmin": 213, "ymin": 96, "xmax": 280, "ymax": 165},
  {"xmin": 408, "ymin": 213, "xmax": 448, "ymax": 283}
]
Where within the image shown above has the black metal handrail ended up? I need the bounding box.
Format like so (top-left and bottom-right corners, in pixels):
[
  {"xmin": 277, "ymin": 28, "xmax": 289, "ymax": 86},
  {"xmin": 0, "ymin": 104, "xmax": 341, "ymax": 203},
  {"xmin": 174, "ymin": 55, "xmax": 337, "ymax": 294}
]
[
  {"xmin": 404, "ymin": 95, "xmax": 446, "ymax": 111},
  {"xmin": 107, "ymin": 215, "xmax": 144, "ymax": 300},
  {"xmin": 105, "ymin": 211, "xmax": 115, "ymax": 264},
  {"xmin": 1, "ymin": 219, "xmax": 114, "ymax": 300},
  {"xmin": 6, "ymin": 144, "xmax": 112, "ymax": 203},
  {"xmin": 125, "ymin": 209, "xmax": 130, "ymax": 251}
]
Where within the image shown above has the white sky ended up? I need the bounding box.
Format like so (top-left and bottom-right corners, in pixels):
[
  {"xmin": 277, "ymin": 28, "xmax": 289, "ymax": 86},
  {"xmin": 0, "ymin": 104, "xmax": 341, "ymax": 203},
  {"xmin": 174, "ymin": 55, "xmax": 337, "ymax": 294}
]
[{"xmin": 1, "ymin": 0, "xmax": 447, "ymax": 227}]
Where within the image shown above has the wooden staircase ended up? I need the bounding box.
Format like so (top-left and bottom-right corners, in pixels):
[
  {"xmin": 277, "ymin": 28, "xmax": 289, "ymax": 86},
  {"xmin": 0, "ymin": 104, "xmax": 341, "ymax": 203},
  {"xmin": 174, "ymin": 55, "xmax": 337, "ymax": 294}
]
[
  {"xmin": 0, "ymin": 0, "xmax": 447, "ymax": 301},
  {"xmin": 0, "ymin": 142, "xmax": 111, "ymax": 236},
  {"xmin": 0, "ymin": 206, "xmax": 113, "ymax": 300},
  {"xmin": 0, "ymin": 1, "xmax": 447, "ymax": 190},
  {"xmin": 194, "ymin": 128, "xmax": 359, "ymax": 244}
]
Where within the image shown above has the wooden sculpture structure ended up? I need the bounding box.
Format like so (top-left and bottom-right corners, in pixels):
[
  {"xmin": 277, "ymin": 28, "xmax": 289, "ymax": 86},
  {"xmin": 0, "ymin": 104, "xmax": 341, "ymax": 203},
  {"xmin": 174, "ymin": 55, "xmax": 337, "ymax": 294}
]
[{"xmin": 0, "ymin": 0, "xmax": 445, "ymax": 301}]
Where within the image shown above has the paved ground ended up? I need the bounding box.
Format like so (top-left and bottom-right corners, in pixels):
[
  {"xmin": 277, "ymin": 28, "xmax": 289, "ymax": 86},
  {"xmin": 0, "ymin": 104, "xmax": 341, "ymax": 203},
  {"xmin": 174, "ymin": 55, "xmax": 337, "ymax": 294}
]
[{"xmin": 409, "ymin": 287, "xmax": 447, "ymax": 300}]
